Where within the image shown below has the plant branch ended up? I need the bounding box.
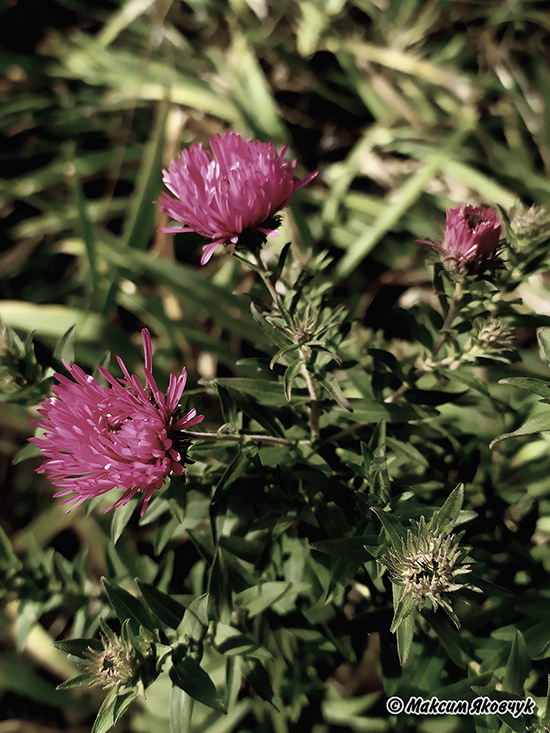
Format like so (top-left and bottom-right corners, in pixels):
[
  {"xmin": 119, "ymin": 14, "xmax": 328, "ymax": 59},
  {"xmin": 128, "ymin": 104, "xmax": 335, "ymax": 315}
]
[
  {"xmin": 252, "ymin": 250, "xmax": 281, "ymax": 309},
  {"xmin": 300, "ymin": 362, "xmax": 320, "ymax": 438},
  {"xmin": 384, "ymin": 278, "xmax": 465, "ymax": 404},
  {"xmin": 184, "ymin": 430, "xmax": 309, "ymax": 447}
]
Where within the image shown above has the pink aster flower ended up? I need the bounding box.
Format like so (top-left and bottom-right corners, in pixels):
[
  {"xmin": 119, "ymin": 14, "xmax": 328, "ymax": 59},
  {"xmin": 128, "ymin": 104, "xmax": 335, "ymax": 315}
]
[
  {"xmin": 29, "ymin": 329, "xmax": 204, "ymax": 517},
  {"xmin": 157, "ymin": 131, "xmax": 317, "ymax": 265},
  {"xmin": 419, "ymin": 204, "xmax": 502, "ymax": 271}
]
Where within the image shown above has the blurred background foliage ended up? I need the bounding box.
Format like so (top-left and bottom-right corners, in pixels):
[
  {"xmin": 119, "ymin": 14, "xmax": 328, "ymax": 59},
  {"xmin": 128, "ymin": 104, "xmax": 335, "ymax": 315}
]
[{"xmin": 3, "ymin": 0, "xmax": 550, "ymax": 731}]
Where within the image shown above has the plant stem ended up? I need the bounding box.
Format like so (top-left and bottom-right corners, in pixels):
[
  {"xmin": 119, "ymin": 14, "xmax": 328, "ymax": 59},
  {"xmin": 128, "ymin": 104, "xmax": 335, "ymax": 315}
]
[
  {"xmin": 384, "ymin": 278, "xmax": 465, "ymax": 404},
  {"xmin": 183, "ymin": 430, "xmax": 309, "ymax": 447},
  {"xmin": 300, "ymin": 362, "xmax": 320, "ymax": 438},
  {"xmin": 253, "ymin": 250, "xmax": 281, "ymax": 308},
  {"xmin": 431, "ymin": 279, "xmax": 465, "ymax": 358}
]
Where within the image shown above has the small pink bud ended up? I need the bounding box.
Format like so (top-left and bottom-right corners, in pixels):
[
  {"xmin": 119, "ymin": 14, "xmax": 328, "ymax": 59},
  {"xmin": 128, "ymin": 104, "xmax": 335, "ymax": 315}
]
[{"xmin": 419, "ymin": 204, "xmax": 502, "ymax": 271}]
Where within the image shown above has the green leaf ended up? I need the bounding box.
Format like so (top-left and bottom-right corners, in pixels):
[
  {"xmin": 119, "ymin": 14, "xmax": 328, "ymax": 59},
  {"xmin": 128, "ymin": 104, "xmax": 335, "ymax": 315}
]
[
  {"xmin": 368, "ymin": 348, "xmax": 407, "ymax": 382},
  {"xmin": 122, "ymin": 100, "xmax": 167, "ymax": 251},
  {"xmin": 395, "ymin": 600, "xmax": 415, "ymax": 665},
  {"xmin": 426, "ymin": 612, "xmax": 468, "ymax": 668},
  {"xmin": 217, "ymin": 383, "xmax": 240, "ymax": 432},
  {"xmin": 372, "ymin": 508, "xmax": 406, "ymax": 549},
  {"xmin": 240, "ymin": 657, "xmax": 277, "ymax": 708},
  {"xmin": 490, "ymin": 412, "xmax": 550, "ymax": 447},
  {"xmin": 207, "ymin": 377, "xmax": 307, "ymax": 405},
  {"xmin": 319, "ymin": 371, "xmax": 353, "ymax": 411},
  {"xmin": 438, "ymin": 368, "xmax": 493, "ymax": 398},
  {"xmin": 385, "ymin": 437, "xmax": 429, "ymax": 469},
  {"xmin": 136, "ymin": 581, "xmax": 186, "ymax": 630},
  {"xmin": 309, "ymin": 535, "xmax": 378, "ymax": 563},
  {"xmin": 98, "ymin": 0, "xmax": 158, "ymax": 46},
  {"xmin": 110, "ymin": 499, "xmax": 136, "ymax": 546},
  {"xmin": 250, "ymin": 302, "xmax": 293, "ymax": 351},
  {"xmin": 208, "ymin": 548, "xmax": 231, "ymax": 621},
  {"xmin": 211, "ymin": 449, "xmax": 251, "ymax": 506},
  {"xmin": 227, "ymin": 29, "xmax": 286, "ymax": 139},
  {"xmin": 169, "ymin": 654, "xmax": 226, "ymax": 713},
  {"xmin": 67, "ymin": 163, "xmax": 100, "ymax": 307},
  {"xmin": 178, "ymin": 593, "xmax": 209, "ymax": 642},
  {"xmin": 470, "ymin": 686, "xmax": 536, "ymax": 732},
  {"xmin": 0, "ymin": 523, "xmax": 20, "ymax": 566},
  {"xmin": 89, "ymin": 688, "xmax": 137, "ymax": 733},
  {"xmin": 214, "ymin": 624, "xmax": 273, "ymax": 660},
  {"xmin": 52, "ymin": 638, "xmax": 103, "ymax": 659},
  {"xmin": 541, "ymin": 675, "xmax": 550, "ymax": 727},
  {"xmin": 12, "ymin": 440, "xmax": 42, "ymax": 465},
  {"xmin": 223, "ymin": 385, "xmax": 285, "ymax": 438},
  {"xmin": 283, "ymin": 360, "xmax": 303, "ymax": 402},
  {"xmin": 390, "ymin": 586, "xmax": 417, "ymax": 634},
  {"xmin": 539, "ymin": 328, "xmax": 550, "ymax": 363},
  {"xmin": 234, "ymin": 582, "xmax": 294, "ymax": 617},
  {"xmin": 102, "ymin": 578, "xmax": 158, "ymax": 634},
  {"xmin": 272, "ymin": 242, "xmax": 291, "ymax": 281},
  {"xmin": 53, "ymin": 324, "xmax": 77, "ymax": 366},
  {"xmin": 502, "ymin": 630, "xmax": 530, "ymax": 696},
  {"xmin": 56, "ymin": 673, "xmax": 97, "ymax": 691},
  {"xmin": 499, "ymin": 377, "xmax": 550, "ymax": 400},
  {"xmin": 429, "ymin": 484, "xmax": 464, "ymax": 532},
  {"xmin": 170, "ymin": 684, "xmax": 194, "ymax": 733}
]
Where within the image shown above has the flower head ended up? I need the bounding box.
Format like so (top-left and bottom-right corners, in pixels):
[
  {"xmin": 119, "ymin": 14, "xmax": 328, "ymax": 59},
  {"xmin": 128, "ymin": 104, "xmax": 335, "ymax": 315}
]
[
  {"xmin": 157, "ymin": 131, "xmax": 317, "ymax": 265},
  {"xmin": 508, "ymin": 202, "xmax": 550, "ymax": 249},
  {"xmin": 30, "ymin": 329, "xmax": 204, "ymax": 517},
  {"xmin": 381, "ymin": 517, "xmax": 476, "ymax": 627},
  {"xmin": 475, "ymin": 319, "xmax": 516, "ymax": 354},
  {"xmin": 77, "ymin": 619, "xmax": 153, "ymax": 692},
  {"xmin": 419, "ymin": 204, "xmax": 501, "ymax": 271}
]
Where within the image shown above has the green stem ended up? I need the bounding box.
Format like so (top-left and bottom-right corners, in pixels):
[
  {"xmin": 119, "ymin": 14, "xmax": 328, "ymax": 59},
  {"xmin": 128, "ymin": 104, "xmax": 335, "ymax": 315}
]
[
  {"xmin": 431, "ymin": 279, "xmax": 465, "ymax": 358},
  {"xmin": 252, "ymin": 251, "xmax": 281, "ymax": 309},
  {"xmin": 300, "ymin": 362, "xmax": 320, "ymax": 439},
  {"xmin": 183, "ymin": 430, "xmax": 309, "ymax": 447},
  {"xmin": 385, "ymin": 278, "xmax": 465, "ymax": 404}
]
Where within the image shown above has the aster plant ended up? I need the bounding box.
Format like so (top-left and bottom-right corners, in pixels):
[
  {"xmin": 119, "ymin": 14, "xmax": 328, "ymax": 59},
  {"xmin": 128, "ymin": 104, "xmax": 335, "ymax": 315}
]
[{"xmin": 8, "ymin": 129, "xmax": 550, "ymax": 733}]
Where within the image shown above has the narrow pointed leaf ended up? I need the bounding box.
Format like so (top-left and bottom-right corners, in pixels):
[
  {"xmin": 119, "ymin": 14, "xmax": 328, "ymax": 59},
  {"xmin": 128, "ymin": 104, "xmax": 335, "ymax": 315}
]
[
  {"xmin": 490, "ymin": 413, "xmax": 550, "ymax": 447},
  {"xmin": 170, "ymin": 684, "xmax": 194, "ymax": 733},
  {"xmin": 170, "ymin": 655, "xmax": 226, "ymax": 713},
  {"xmin": 429, "ymin": 484, "xmax": 464, "ymax": 532},
  {"xmin": 53, "ymin": 325, "xmax": 77, "ymax": 366},
  {"xmin": 240, "ymin": 657, "xmax": 277, "ymax": 708},
  {"xmin": 136, "ymin": 581, "xmax": 186, "ymax": 630},
  {"xmin": 102, "ymin": 578, "xmax": 158, "ymax": 633},
  {"xmin": 250, "ymin": 302, "xmax": 293, "ymax": 351}
]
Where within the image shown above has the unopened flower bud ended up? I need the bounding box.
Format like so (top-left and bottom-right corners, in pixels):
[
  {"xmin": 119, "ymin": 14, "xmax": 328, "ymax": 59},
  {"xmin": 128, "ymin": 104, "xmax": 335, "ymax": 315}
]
[
  {"xmin": 419, "ymin": 204, "xmax": 501, "ymax": 273},
  {"xmin": 81, "ymin": 628, "xmax": 140, "ymax": 690},
  {"xmin": 381, "ymin": 516, "xmax": 474, "ymax": 619},
  {"xmin": 508, "ymin": 203, "xmax": 550, "ymax": 249},
  {"xmin": 476, "ymin": 320, "xmax": 515, "ymax": 353}
]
